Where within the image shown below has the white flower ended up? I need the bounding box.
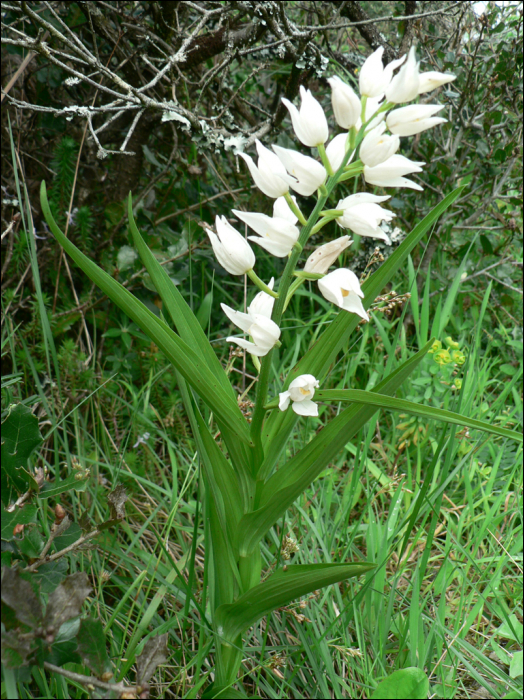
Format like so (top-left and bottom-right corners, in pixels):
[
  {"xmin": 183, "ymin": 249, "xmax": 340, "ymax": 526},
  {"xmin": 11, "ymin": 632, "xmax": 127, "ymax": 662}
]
[
  {"xmin": 238, "ymin": 140, "xmax": 289, "ymax": 198},
  {"xmin": 363, "ymin": 154, "xmax": 425, "ymax": 190},
  {"xmin": 385, "ymin": 46, "xmax": 420, "ymax": 103},
  {"xmin": 417, "ymin": 71, "xmax": 456, "ymax": 94},
  {"xmin": 205, "ymin": 215, "xmax": 255, "ymax": 275},
  {"xmin": 336, "ymin": 193, "xmax": 394, "ymax": 242},
  {"xmin": 326, "ymin": 133, "xmax": 354, "ymax": 171},
  {"xmin": 279, "ymin": 374, "xmax": 320, "ymax": 416},
  {"xmin": 359, "ymin": 47, "xmax": 406, "ymax": 98},
  {"xmin": 304, "ymin": 236, "xmax": 352, "ymax": 274},
  {"xmin": 386, "ymin": 104, "xmax": 447, "ymax": 136},
  {"xmin": 318, "ymin": 269, "xmax": 369, "ymax": 321},
  {"xmin": 273, "ymin": 195, "xmax": 298, "ymax": 223},
  {"xmin": 232, "ymin": 208, "xmax": 300, "ymax": 258},
  {"xmin": 281, "ymin": 86, "xmax": 329, "ymax": 147},
  {"xmin": 328, "ymin": 76, "xmax": 361, "ymax": 128},
  {"xmin": 272, "ymin": 145, "xmax": 327, "ymax": 196},
  {"xmin": 248, "ymin": 278, "xmax": 275, "ymax": 318},
  {"xmin": 221, "ymin": 303, "xmax": 280, "ymax": 357},
  {"xmin": 359, "ymin": 123, "xmax": 400, "ymax": 167}
]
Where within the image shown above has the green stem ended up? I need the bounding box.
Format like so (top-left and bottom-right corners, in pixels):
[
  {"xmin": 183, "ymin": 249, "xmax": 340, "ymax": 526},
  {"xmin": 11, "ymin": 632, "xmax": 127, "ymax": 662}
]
[
  {"xmin": 317, "ymin": 142, "xmax": 334, "ymax": 176},
  {"xmin": 284, "ymin": 191, "xmax": 307, "ymax": 225},
  {"xmin": 310, "ymin": 216, "xmax": 338, "ymax": 235},
  {"xmin": 360, "ymin": 95, "xmax": 368, "ymax": 124},
  {"xmin": 249, "ymin": 123, "xmax": 369, "ymax": 476},
  {"xmin": 246, "ymin": 268, "xmax": 279, "ymax": 298}
]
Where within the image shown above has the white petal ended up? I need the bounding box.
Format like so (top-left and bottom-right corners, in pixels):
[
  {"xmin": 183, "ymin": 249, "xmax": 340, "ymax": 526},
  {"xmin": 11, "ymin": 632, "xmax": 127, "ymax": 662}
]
[
  {"xmin": 227, "ymin": 336, "xmax": 271, "ymax": 356},
  {"xmin": 326, "ymin": 133, "xmax": 353, "ymax": 171},
  {"xmin": 279, "ymin": 391, "xmax": 291, "ymax": 411},
  {"xmin": 292, "ymin": 399, "xmax": 319, "ymax": 417},
  {"xmin": 221, "ymin": 303, "xmax": 252, "ymax": 332},
  {"xmin": 417, "ymin": 71, "xmax": 456, "ymax": 94},
  {"xmin": 273, "ymin": 196, "xmax": 298, "ymax": 223},
  {"xmin": 248, "ymin": 278, "xmax": 275, "ymax": 318}
]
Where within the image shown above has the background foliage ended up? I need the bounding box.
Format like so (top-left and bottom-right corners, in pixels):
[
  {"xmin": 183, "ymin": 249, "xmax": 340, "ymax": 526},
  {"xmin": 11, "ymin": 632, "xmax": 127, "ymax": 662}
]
[{"xmin": 1, "ymin": 1, "xmax": 522, "ymax": 698}]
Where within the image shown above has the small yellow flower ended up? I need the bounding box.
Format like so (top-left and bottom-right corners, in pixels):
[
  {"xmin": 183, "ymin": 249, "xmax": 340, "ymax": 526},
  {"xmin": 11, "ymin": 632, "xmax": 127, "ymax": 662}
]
[
  {"xmin": 433, "ymin": 349, "xmax": 452, "ymax": 365},
  {"xmin": 445, "ymin": 336, "xmax": 460, "ymax": 349},
  {"xmin": 429, "ymin": 339, "xmax": 442, "ymax": 354},
  {"xmin": 452, "ymin": 350, "xmax": 466, "ymax": 365}
]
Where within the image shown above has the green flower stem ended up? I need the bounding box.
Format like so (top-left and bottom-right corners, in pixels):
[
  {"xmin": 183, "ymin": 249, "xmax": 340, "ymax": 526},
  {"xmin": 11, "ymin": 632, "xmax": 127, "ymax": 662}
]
[
  {"xmin": 250, "ymin": 161, "xmax": 353, "ymax": 465},
  {"xmin": 319, "ymin": 209, "xmax": 344, "ymax": 217},
  {"xmin": 310, "ymin": 216, "xmax": 338, "ymax": 235},
  {"xmin": 284, "ymin": 191, "xmax": 307, "ymax": 225},
  {"xmin": 317, "ymin": 142, "xmax": 334, "ymax": 176},
  {"xmin": 249, "ymin": 120, "xmax": 370, "ymax": 472},
  {"xmin": 283, "ymin": 277, "xmax": 306, "ymax": 313},
  {"xmin": 360, "ymin": 95, "xmax": 368, "ymax": 124},
  {"xmin": 292, "ymin": 271, "xmax": 325, "ymax": 280},
  {"xmin": 247, "ymin": 268, "xmax": 279, "ymax": 298}
]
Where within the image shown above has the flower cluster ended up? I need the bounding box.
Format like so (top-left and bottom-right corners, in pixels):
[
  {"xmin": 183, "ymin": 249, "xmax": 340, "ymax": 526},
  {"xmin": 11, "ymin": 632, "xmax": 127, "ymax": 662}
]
[{"xmin": 204, "ymin": 45, "xmax": 454, "ymax": 414}]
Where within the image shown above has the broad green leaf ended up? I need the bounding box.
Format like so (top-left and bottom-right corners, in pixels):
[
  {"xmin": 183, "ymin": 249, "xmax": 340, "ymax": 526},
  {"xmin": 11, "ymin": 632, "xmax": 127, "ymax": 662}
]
[
  {"xmin": 41, "ymin": 182, "xmax": 252, "ymax": 446},
  {"xmin": 260, "ymin": 187, "xmax": 466, "ymax": 474},
  {"xmin": 1, "ymin": 403, "xmax": 43, "ymax": 505},
  {"xmin": 239, "ymin": 341, "xmax": 433, "ymax": 556},
  {"xmin": 265, "ymin": 390, "xmax": 522, "ymax": 443},
  {"xmin": 369, "ymin": 667, "xmax": 429, "ymax": 699},
  {"xmin": 510, "ymin": 651, "xmax": 523, "ymax": 679},
  {"xmin": 215, "ymin": 562, "xmax": 374, "ymax": 644}
]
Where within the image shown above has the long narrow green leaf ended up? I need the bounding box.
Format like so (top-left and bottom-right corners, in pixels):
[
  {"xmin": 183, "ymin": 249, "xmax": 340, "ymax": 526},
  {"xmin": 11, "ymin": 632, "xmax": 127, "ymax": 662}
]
[
  {"xmin": 193, "ymin": 410, "xmax": 244, "ymax": 531},
  {"xmin": 238, "ymin": 341, "xmax": 434, "ymax": 556},
  {"xmin": 215, "ymin": 562, "xmax": 375, "ymax": 644},
  {"xmin": 127, "ymin": 195, "xmax": 234, "ymax": 398},
  {"xmin": 259, "ymin": 186, "xmax": 466, "ymax": 474},
  {"xmin": 176, "ymin": 376, "xmax": 242, "ymax": 609},
  {"xmin": 40, "ymin": 181, "xmax": 252, "ymax": 446},
  {"xmin": 130, "ymin": 191, "xmax": 257, "ymax": 479},
  {"xmin": 265, "ymin": 389, "xmax": 522, "ymax": 442}
]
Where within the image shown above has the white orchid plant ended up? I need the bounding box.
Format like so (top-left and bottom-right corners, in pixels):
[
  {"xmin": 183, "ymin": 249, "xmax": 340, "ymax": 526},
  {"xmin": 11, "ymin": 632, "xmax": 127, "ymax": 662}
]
[{"xmin": 40, "ymin": 46, "xmax": 522, "ymax": 697}]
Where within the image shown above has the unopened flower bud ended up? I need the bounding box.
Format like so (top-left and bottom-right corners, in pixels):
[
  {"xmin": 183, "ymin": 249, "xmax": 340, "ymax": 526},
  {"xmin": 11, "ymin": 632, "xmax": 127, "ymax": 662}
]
[{"xmin": 304, "ymin": 236, "xmax": 352, "ymax": 274}]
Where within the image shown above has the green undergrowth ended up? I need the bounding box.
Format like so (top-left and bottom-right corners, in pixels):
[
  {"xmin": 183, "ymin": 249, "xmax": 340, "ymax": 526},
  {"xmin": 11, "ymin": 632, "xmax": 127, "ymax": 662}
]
[
  {"xmin": 2, "ymin": 126, "xmax": 522, "ymax": 700},
  {"xmin": 2, "ymin": 239, "xmax": 522, "ymax": 698}
]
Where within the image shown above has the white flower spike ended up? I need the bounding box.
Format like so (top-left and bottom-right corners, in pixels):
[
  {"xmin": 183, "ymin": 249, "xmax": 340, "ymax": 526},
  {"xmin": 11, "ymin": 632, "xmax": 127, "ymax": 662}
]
[
  {"xmin": 359, "ymin": 123, "xmax": 400, "ymax": 168},
  {"xmin": 279, "ymin": 374, "xmax": 320, "ymax": 417},
  {"xmin": 272, "ymin": 145, "xmax": 327, "ymax": 197},
  {"xmin": 205, "ymin": 215, "xmax": 255, "ymax": 275},
  {"xmin": 281, "ymin": 86, "xmax": 329, "ymax": 147},
  {"xmin": 238, "ymin": 140, "xmax": 289, "ymax": 198},
  {"xmin": 273, "ymin": 195, "xmax": 298, "ymax": 224},
  {"xmin": 248, "ymin": 278, "xmax": 275, "ymax": 318},
  {"xmin": 232, "ymin": 208, "xmax": 300, "ymax": 258},
  {"xmin": 221, "ymin": 303, "xmax": 280, "ymax": 357},
  {"xmin": 326, "ymin": 133, "xmax": 353, "ymax": 172},
  {"xmin": 417, "ymin": 70, "xmax": 456, "ymax": 95},
  {"xmin": 385, "ymin": 46, "xmax": 420, "ymax": 103},
  {"xmin": 386, "ymin": 104, "xmax": 447, "ymax": 136},
  {"xmin": 318, "ymin": 268, "xmax": 369, "ymax": 321},
  {"xmin": 304, "ymin": 236, "xmax": 352, "ymax": 274},
  {"xmin": 363, "ymin": 154, "xmax": 425, "ymax": 191},
  {"xmin": 359, "ymin": 47, "xmax": 406, "ymax": 98},
  {"xmin": 328, "ymin": 76, "xmax": 361, "ymax": 129},
  {"xmin": 336, "ymin": 193, "xmax": 394, "ymax": 242}
]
